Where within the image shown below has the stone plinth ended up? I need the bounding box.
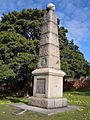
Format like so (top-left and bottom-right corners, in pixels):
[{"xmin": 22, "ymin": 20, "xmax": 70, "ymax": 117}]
[
  {"xmin": 28, "ymin": 68, "xmax": 67, "ymax": 108},
  {"xmin": 32, "ymin": 68, "xmax": 65, "ymax": 98},
  {"xmin": 28, "ymin": 97, "xmax": 67, "ymax": 109}
]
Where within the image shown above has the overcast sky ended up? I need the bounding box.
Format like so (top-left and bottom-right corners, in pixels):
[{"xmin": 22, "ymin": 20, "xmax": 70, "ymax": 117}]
[{"xmin": 0, "ymin": 0, "xmax": 90, "ymax": 63}]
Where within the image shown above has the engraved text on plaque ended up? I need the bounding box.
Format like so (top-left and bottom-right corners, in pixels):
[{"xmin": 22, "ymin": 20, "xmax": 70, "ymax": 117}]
[{"xmin": 36, "ymin": 78, "xmax": 45, "ymax": 94}]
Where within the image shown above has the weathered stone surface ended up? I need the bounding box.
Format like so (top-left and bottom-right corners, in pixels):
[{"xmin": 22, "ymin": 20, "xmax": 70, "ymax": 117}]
[
  {"xmin": 42, "ymin": 22, "xmax": 58, "ymax": 35},
  {"xmin": 28, "ymin": 97, "xmax": 67, "ymax": 109},
  {"xmin": 32, "ymin": 68, "xmax": 65, "ymax": 98},
  {"xmin": 38, "ymin": 55, "xmax": 60, "ymax": 69},
  {"xmin": 40, "ymin": 33, "xmax": 59, "ymax": 46},
  {"xmin": 38, "ymin": 4, "xmax": 60, "ymax": 70},
  {"xmin": 11, "ymin": 104, "xmax": 79, "ymax": 116},
  {"xmin": 36, "ymin": 78, "xmax": 46, "ymax": 94},
  {"xmin": 32, "ymin": 68, "xmax": 66, "ymax": 76},
  {"xmin": 44, "ymin": 10, "xmax": 57, "ymax": 24},
  {"xmin": 39, "ymin": 44, "xmax": 60, "ymax": 57}
]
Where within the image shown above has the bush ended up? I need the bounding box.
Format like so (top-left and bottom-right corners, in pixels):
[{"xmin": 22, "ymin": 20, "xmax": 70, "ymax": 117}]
[
  {"xmin": 73, "ymin": 80, "xmax": 90, "ymax": 90},
  {"xmin": 64, "ymin": 79, "xmax": 90, "ymax": 91},
  {"xmin": 0, "ymin": 80, "xmax": 33, "ymax": 97}
]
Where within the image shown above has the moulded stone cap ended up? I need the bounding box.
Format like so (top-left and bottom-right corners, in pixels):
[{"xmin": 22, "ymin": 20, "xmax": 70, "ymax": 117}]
[
  {"xmin": 32, "ymin": 68, "xmax": 66, "ymax": 77},
  {"xmin": 46, "ymin": 3, "xmax": 55, "ymax": 11}
]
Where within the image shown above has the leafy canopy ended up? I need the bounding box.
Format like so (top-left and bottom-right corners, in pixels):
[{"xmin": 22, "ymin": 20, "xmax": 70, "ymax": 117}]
[{"xmin": 0, "ymin": 8, "xmax": 89, "ymax": 81}]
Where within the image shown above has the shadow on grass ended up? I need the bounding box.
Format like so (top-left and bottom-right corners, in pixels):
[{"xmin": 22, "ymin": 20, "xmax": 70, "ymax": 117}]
[
  {"xmin": 0, "ymin": 90, "xmax": 29, "ymax": 104},
  {"xmin": 71, "ymin": 92, "xmax": 90, "ymax": 96},
  {"xmin": 68, "ymin": 89, "xmax": 90, "ymax": 96},
  {"xmin": 0, "ymin": 90, "xmax": 13, "ymax": 99}
]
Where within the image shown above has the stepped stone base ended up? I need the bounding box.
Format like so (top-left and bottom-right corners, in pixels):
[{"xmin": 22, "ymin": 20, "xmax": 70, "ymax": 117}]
[{"xmin": 28, "ymin": 97, "xmax": 67, "ymax": 109}]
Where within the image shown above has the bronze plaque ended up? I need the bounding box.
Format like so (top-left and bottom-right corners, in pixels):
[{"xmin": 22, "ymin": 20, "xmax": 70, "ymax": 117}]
[{"xmin": 36, "ymin": 78, "xmax": 45, "ymax": 94}]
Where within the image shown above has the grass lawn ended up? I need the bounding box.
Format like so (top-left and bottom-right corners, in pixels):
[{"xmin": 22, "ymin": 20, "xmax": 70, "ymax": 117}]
[{"xmin": 0, "ymin": 90, "xmax": 90, "ymax": 120}]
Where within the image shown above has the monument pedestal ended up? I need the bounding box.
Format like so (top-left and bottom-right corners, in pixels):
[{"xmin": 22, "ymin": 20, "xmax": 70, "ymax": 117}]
[
  {"xmin": 28, "ymin": 97, "xmax": 67, "ymax": 109},
  {"xmin": 28, "ymin": 68, "xmax": 67, "ymax": 109}
]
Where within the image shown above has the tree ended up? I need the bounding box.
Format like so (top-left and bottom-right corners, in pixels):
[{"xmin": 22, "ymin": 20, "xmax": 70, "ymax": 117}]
[
  {"xmin": 0, "ymin": 8, "xmax": 89, "ymax": 81},
  {"xmin": 0, "ymin": 31, "xmax": 39, "ymax": 81},
  {"xmin": 1, "ymin": 9, "xmax": 45, "ymax": 40},
  {"xmin": 59, "ymin": 29, "xmax": 89, "ymax": 78},
  {"xmin": 0, "ymin": 60, "xmax": 16, "ymax": 81},
  {"xmin": 58, "ymin": 27, "xmax": 68, "ymax": 50}
]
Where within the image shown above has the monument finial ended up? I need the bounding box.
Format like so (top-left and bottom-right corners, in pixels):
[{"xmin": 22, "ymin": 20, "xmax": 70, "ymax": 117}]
[{"xmin": 46, "ymin": 3, "xmax": 55, "ymax": 11}]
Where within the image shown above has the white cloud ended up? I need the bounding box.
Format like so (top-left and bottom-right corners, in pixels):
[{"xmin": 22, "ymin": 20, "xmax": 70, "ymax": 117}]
[
  {"xmin": 0, "ymin": 15, "xmax": 2, "ymax": 21},
  {"xmin": 56, "ymin": 0, "xmax": 90, "ymax": 44},
  {"xmin": 66, "ymin": 20, "xmax": 90, "ymax": 42}
]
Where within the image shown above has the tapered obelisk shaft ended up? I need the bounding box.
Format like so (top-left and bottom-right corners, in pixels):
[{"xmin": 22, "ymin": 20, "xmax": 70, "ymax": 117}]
[{"xmin": 38, "ymin": 5, "xmax": 60, "ymax": 69}]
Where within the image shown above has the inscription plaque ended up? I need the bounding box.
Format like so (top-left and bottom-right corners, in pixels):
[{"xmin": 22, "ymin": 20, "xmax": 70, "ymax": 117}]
[{"xmin": 36, "ymin": 78, "xmax": 45, "ymax": 94}]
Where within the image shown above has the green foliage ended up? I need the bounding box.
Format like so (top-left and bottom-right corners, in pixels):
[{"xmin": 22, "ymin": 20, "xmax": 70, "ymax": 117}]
[
  {"xmin": 1, "ymin": 9, "xmax": 45, "ymax": 40},
  {"xmin": 0, "ymin": 31, "xmax": 39, "ymax": 81},
  {"xmin": 58, "ymin": 27, "xmax": 68, "ymax": 50},
  {"xmin": 61, "ymin": 48, "xmax": 88, "ymax": 78},
  {"xmin": 0, "ymin": 8, "xmax": 89, "ymax": 81},
  {"xmin": 59, "ymin": 28, "xmax": 90, "ymax": 78},
  {"xmin": 0, "ymin": 60, "xmax": 16, "ymax": 81}
]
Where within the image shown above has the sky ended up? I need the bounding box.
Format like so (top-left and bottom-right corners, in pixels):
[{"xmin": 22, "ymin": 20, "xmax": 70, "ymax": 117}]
[{"xmin": 0, "ymin": 0, "xmax": 90, "ymax": 63}]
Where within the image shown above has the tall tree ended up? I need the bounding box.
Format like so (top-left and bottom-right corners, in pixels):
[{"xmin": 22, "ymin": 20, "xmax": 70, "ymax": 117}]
[
  {"xmin": 0, "ymin": 8, "xmax": 89, "ymax": 81},
  {"xmin": 1, "ymin": 9, "xmax": 45, "ymax": 40},
  {"xmin": 59, "ymin": 29, "xmax": 89, "ymax": 78},
  {"xmin": 0, "ymin": 31, "xmax": 39, "ymax": 81}
]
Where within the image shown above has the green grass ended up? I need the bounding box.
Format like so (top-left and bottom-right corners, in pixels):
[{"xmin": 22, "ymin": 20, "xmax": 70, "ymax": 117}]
[{"xmin": 0, "ymin": 90, "xmax": 90, "ymax": 120}]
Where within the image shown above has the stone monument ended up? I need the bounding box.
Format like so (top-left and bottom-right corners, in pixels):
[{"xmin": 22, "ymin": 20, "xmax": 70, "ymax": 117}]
[{"xmin": 28, "ymin": 3, "xmax": 67, "ymax": 109}]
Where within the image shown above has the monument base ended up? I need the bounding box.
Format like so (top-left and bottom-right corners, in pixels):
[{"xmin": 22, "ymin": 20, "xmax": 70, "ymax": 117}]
[{"xmin": 28, "ymin": 97, "xmax": 67, "ymax": 109}]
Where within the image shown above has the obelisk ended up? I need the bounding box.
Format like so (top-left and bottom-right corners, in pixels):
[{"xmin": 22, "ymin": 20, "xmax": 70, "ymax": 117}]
[{"xmin": 28, "ymin": 3, "xmax": 67, "ymax": 109}]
